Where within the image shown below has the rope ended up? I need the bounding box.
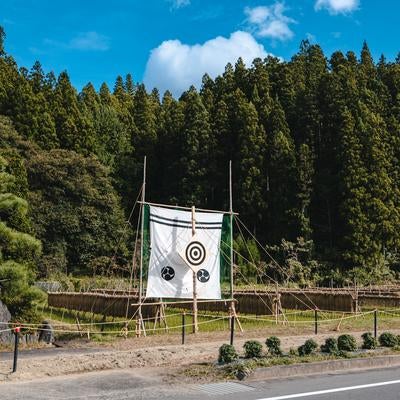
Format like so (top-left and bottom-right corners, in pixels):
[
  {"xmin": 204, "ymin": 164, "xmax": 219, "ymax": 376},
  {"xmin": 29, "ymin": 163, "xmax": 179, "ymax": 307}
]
[
  {"xmin": 379, "ymin": 310, "xmax": 400, "ymax": 317},
  {"xmin": 5, "ymin": 313, "xmax": 185, "ymax": 329},
  {"xmin": 218, "ymin": 229, "xmax": 318, "ymax": 313},
  {"xmin": 202, "ymin": 227, "xmax": 275, "ymax": 314},
  {"xmin": 124, "ymin": 197, "xmax": 143, "ymax": 321},
  {"xmin": 235, "ymin": 216, "xmax": 320, "ymax": 311},
  {"xmin": 2, "ymin": 316, "xmax": 228, "ymax": 335}
]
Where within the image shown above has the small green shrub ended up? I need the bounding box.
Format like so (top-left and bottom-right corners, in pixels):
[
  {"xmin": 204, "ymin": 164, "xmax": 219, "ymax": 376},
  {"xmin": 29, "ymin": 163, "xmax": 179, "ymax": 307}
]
[
  {"xmin": 361, "ymin": 332, "xmax": 377, "ymax": 349},
  {"xmin": 218, "ymin": 344, "xmax": 238, "ymax": 363},
  {"xmin": 298, "ymin": 339, "xmax": 318, "ymax": 356},
  {"xmin": 266, "ymin": 336, "xmax": 283, "ymax": 356},
  {"xmin": 243, "ymin": 340, "xmax": 263, "ymax": 358},
  {"xmin": 337, "ymin": 334, "xmax": 357, "ymax": 352},
  {"xmin": 321, "ymin": 337, "xmax": 338, "ymax": 354},
  {"xmin": 379, "ymin": 332, "xmax": 398, "ymax": 348}
]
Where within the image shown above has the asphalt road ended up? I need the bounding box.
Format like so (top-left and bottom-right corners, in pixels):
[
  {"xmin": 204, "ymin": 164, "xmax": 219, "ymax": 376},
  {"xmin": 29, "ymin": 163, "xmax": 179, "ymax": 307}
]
[{"xmin": 3, "ymin": 366, "xmax": 400, "ymax": 400}]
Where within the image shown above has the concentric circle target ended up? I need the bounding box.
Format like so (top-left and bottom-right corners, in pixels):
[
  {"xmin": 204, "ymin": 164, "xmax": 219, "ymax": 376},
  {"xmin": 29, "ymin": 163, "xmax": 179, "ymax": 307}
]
[{"xmin": 185, "ymin": 241, "xmax": 206, "ymax": 266}]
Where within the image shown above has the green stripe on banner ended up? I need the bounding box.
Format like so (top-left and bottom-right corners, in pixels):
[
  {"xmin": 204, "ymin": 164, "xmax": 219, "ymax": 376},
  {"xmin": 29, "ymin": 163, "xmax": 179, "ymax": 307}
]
[
  {"xmin": 220, "ymin": 214, "xmax": 232, "ymax": 292},
  {"xmin": 143, "ymin": 203, "xmax": 151, "ymax": 278}
]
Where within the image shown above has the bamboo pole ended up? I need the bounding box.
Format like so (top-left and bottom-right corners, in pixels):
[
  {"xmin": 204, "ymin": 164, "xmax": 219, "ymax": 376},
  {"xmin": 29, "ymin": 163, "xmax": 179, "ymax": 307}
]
[
  {"xmin": 138, "ymin": 201, "xmax": 238, "ymax": 215},
  {"xmin": 229, "ymin": 160, "xmax": 234, "ymax": 300},
  {"xmin": 192, "ymin": 205, "xmax": 198, "ymax": 333},
  {"xmin": 138, "ymin": 156, "xmax": 146, "ymax": 337}
]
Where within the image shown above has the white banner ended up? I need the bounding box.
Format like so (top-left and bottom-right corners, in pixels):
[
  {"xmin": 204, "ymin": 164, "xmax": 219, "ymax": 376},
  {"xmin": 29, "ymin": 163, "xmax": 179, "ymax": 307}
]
[{"xmin": 146, "ymin": 205, "xmax": 223, "ymax": 299}]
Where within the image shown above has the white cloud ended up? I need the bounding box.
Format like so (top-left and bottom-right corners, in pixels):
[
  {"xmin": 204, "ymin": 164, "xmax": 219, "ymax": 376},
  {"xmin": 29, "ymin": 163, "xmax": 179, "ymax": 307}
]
[
  {"xmin": 315, "ymin": 0, "xmax": 359, "ymax": 14},
  {"xmin": 143, "ymin": 31, "xmax": 271, "ymax": 97},
  {"xmin": 244, "ymin": 3, "xmax": 295, "ymax": 41},
  {"xmin": 168, "ymin": 0, "xmax": 190, "ymax": 9},
  {"xmin": 69, "ymin": 32, "xmax": 110, "ymax": 51},
  {"xmin": 44, "ymin": 32, "xmax": 110, "ymax": 51}
]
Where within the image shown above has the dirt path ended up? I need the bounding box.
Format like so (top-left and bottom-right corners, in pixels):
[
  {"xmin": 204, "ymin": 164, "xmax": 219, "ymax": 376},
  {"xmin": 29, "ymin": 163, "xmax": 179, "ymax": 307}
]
[{"xmin": 2, "ymin": 328, "xmax": 396, "ymax": 384}]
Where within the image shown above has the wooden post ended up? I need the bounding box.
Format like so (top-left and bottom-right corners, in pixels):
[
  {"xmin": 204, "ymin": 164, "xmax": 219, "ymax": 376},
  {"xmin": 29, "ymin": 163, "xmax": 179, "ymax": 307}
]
[
  {"xmin": 230, "ymin": 304, "xmax": 235, "ymax": 345},
  {"xmin": 12, "ymin": 327, "xmax": 20, "ymax": 373},
  {"xmin": 229, "ymin": 161, "xmax": 234, "ymax": 300},
  {"xmin": 192, "ymin": 205, "xmax": 198, "ymax": 334},
  {"xmin": 314, "ymin": 308, "xmax": 318, "ymax": 335},
  {"xmin": 138, "ymin": 156, "xmax": 146, "ymax": 337},
  {"xmin": 374, "ymin": 309, "xmax": 378, "ymax": 339},
  {"xmin": 275, "ymin": 283, "xmax": 279, "ymax": 325}
]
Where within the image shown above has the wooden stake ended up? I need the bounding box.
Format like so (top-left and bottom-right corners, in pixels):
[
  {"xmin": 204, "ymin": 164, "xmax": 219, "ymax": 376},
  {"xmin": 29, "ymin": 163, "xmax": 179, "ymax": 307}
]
[
  {"xmin": 229, "ymin": 161, "xmax": 234, "ymax": 300},
  {"xmin": 192, "ymin": 205, "xmax": 198, "ymax": 334},
  {"xmin": 75, "ymin": 316, "xmax": 83, "ymax": 337},
  {"xmin": 138, "ymin": 156, "xmax": 147, "ymax": 337},
  {"xmin": 230, "ymin": 300, "xmax": 243, "ymax": 333}
]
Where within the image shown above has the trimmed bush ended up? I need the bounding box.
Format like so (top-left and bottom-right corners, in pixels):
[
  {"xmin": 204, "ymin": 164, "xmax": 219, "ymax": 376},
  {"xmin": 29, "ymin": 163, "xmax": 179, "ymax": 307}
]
[
  {"xmin": 266, "ymin": 336, "xmax": 283, "ymax": 356},
  {"xmin": 337, "ymin": 334, "xmax": 357, "ymax": 352},
  {"xmin": 298, "ymin": 339, "xmax": 318, "ymax": 356},
  {"xmin": 218, "ymin": 344, "xmax": 238, "ymax": 363},
  {"xmin": 379, "ymin": 332, "xmax": 398, "ymax": 348},
  {"xmin": 361, "ymin": 332, "xmax": 377, "ymax": 350},
  {"xmin": 321, "ymin": 337, "xmax": 338, "ymax": 354},
  {"xmin": 243, "ymin": 340, "xmax": 263, "ymax": 358}
]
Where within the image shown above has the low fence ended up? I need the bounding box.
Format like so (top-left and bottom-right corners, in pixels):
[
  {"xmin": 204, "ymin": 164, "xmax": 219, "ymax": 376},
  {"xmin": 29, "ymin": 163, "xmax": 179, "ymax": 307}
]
[
  {"xmin": 359, "ymin": 295, "xmax": 400, "ymax": 309},
  {"xmin": 234, "ymin": 291, "xmax": 356, "ymax": 313},
  {"xmin": 48, "ymin": 290, "xmax": 356, "ymax": 316}
]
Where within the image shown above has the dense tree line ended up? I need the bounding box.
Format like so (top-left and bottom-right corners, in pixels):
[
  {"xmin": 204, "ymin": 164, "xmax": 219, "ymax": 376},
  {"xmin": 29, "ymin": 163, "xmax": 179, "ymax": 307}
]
[
  {"xmin": 0, "ymin": 117, "xmax": 44, "ymax": 321},
  {"xmin": 1, "ymin": 26, "xmax": 400, "ymax": 285}
]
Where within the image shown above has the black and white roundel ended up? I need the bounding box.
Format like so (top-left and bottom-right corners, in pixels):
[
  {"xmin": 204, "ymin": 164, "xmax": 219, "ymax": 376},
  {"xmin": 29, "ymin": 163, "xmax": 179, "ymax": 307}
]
[
  {"xmin": 197, "ymin": 269, "xmax": 210, "ymax": 283},
  {"xmin": 185, "ymin": 241, "xmax": 206, "ymax": 266},
  {"xmin": 161, "ymin": 266, "xmax": 175, "ymax": 281}
]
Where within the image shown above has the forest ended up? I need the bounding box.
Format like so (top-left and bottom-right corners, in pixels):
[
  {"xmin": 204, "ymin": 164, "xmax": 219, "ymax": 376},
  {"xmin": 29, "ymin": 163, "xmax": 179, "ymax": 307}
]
[{"xmin": 1, "ymin": 24, "xmax": 400, "ymax": 320}]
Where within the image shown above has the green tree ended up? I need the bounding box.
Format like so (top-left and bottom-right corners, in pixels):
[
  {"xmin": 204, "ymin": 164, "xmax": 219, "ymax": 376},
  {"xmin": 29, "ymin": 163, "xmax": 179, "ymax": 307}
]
[
  {"xmin": 177, "ymin": 86, "xmax": 214, "ymax": 206},
  {"xmin": 0, "ymin": 121, "xmax": 43, "ymax": 320},
  {"xmin": 27, "ymin": 149, "xmax": 128, "ymax": 276},
  {"xmin": 229, "ymin": 89, "xmax": 267, "ymax": 232},
  {"xmin": 51, "ymin": 71, "xmax": 95, "ymax": 154}
]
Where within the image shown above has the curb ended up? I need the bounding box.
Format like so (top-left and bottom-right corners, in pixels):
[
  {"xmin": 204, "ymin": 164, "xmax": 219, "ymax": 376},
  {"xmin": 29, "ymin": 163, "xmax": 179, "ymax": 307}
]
[{"xmin": 248, "ymin": 354, "xmax": 400, "ymax": 381}]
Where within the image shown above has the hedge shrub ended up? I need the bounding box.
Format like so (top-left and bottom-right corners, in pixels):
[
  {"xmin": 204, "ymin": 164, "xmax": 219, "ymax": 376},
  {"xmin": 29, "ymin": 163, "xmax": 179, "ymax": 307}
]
[
  {"xmin": 361, "ymin": 332, "xmax": 377, "ymax": 350},
  {"xmin": 218, "ymin": 344, "xmax": 238, "ymax": 363},
  {"xmin": 379, "ymin": 332, "xmax": 398, "ymax": 348},
  {"xmin": 266, "ymin": 336, "xmax": 283, "ymax": 356},
  {"xmin": 298, "ymin": 339, "xmax": 318, "ymax": 356},
  {"xmin": 337, "ymin": 334, "xmax": 357, "ymax": 352},
  {"xmin": 320, "ymin": 337, "xmax": 338, "ymax": 354},
  {"xmin": 243, "ymin": 340, "xmax": 263, "ymax": 358}
]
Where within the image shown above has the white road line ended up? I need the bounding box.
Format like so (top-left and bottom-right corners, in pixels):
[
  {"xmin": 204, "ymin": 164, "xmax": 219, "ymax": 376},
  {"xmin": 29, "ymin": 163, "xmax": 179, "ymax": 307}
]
[{"xmin": 256, "ymin": 379, "xmax": 400, "ymax": 400}]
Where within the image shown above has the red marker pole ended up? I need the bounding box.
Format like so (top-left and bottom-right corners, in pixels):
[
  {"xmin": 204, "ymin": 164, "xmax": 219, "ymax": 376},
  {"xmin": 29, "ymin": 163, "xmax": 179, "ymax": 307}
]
[{"xmin": 12, "ymin": 327, "xmax": 20, "ymax": 373}]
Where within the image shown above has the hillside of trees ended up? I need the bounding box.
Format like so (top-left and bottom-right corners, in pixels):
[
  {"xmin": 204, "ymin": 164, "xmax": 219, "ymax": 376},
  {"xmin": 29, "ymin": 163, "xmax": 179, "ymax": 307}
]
[{"xmin": 1, "ymin": 25, "xmax": 400, "ymax": 300}]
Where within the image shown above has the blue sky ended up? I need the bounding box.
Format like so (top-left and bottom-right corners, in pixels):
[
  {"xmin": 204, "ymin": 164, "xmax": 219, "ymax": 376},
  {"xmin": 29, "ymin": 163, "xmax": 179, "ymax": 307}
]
[{"xmin": 1, "ymin": 0, "xmax": 399, "ymax": 96}]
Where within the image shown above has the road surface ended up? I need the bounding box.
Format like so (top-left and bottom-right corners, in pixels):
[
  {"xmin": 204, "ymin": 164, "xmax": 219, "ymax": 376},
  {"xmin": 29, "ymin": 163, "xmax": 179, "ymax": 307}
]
[{"xmin": 3, "ymin": 366, "xmax": 400, "ymax": 399}]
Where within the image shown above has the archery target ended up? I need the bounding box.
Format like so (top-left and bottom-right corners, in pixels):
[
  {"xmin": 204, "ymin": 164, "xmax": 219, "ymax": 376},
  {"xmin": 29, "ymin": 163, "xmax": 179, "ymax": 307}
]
[{"xmin": 185, "ymin": 241, "xmax": 206, "ymax": 266}]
